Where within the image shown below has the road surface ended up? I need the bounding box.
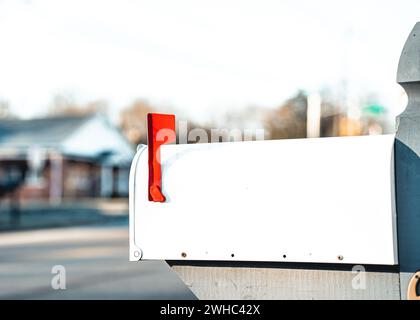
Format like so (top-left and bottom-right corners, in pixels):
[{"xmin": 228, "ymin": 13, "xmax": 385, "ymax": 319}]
[{"xmin": 0, "ymin": 220, "xmax": 196, "ymax": 299}]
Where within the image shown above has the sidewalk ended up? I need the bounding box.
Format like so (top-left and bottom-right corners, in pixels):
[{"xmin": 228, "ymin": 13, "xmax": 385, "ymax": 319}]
[{"xmin": 0, "ymin": 198, "xmax": 128, "ymax": 232}]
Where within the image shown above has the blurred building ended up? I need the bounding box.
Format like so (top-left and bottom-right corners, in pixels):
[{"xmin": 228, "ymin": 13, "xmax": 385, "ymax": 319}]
[{"xmin": 0, "ymin": 114, "xmax": 135, "ymax": 202}]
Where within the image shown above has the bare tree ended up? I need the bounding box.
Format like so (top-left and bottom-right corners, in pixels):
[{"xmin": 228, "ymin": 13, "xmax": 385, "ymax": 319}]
[
  {"xmin": 0, "ymin": 99, "xmax": 16, "ymax": 119},
  {"xmin": 48, "ymin": 94, "xmax": 108, "ymax": 117},
  {"xmin": 264, "ymin": 91, "xmax": 308, "ymax": 140},
  {"xmin": 119, "ymin": 99, "xmax": 155, "ymax": 145}
]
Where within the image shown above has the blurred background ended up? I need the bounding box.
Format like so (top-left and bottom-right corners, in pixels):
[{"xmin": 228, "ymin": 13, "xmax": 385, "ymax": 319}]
[{"xmin": 0, "ymin": 0, "xmax": 418, "ymax": 299}]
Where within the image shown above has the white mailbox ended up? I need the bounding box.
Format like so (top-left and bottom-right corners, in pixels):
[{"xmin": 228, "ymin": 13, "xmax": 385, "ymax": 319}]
[{"xmin": 129, "ymin": 131, "xmax": 397, "ymax": 266}]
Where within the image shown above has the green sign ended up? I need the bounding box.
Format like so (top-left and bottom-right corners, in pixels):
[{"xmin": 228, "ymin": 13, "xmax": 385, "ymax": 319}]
[{"xmin": 362, "ymin": 104, "xmax": 386, "ymax": 116}]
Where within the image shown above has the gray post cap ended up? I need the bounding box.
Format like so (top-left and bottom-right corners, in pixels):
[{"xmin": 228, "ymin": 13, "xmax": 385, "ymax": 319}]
[{"xmin": 397, "ymin": 22, "xmax": 420, "ymax": 84}]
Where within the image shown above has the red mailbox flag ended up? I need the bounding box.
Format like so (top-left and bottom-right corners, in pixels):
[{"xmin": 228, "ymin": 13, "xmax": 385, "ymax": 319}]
[{"xmin": 147, "ymin": 113, "xmax": 176, "ymax": 202}]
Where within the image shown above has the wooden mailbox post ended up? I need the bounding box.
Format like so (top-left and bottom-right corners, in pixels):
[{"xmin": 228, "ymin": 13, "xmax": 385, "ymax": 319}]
[{"xmin": 395, "ymin": 22, "xmax": 420, "ymax": 300}]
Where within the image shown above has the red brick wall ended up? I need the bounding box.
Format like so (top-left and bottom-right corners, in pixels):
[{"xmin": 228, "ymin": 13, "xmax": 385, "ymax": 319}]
[
  {"xmin": 6, "ymin": 158, "xmax": 101, "ymax": 200},
  {"xmin": 62, "ymin": 160, "xmax": 101, "ymax": 198}
]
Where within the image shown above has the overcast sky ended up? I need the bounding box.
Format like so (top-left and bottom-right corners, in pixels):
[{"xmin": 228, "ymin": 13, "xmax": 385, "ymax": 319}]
[{"xmin": 0, "ymin": 0, "xmax": 419, "ymax": 123}]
